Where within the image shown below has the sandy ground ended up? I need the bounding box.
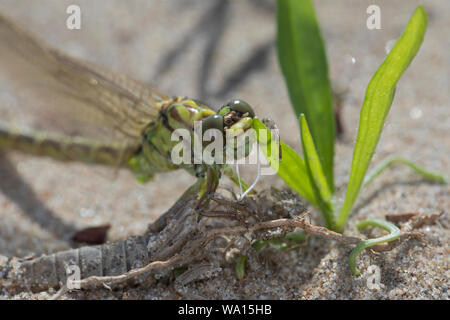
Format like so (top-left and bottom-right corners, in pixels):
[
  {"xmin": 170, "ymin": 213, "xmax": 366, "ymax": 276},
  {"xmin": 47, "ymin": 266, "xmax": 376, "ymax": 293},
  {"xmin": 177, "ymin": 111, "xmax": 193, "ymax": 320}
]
[{"xmin": 0, "ymin": 0, "xmax": 448, "ymax": 299}]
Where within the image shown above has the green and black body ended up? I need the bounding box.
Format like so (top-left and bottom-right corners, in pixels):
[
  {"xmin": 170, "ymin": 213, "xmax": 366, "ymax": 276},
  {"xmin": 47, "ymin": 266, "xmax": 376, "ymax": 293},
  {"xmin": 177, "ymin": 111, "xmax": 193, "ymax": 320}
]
[
  {"xmin": 0, "ymin": 12, "xmax": 255, "ymax": 205},
  {"xmin": 127, "ymin": 97, "xmax": 255, "ymax": 197}
]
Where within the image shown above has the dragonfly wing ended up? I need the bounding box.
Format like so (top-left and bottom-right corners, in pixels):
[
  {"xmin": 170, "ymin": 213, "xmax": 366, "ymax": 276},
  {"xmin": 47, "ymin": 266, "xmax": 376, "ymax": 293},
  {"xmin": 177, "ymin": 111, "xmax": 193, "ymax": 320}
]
[{"xmin": 0, "ymin": 12, "xmax": 166, "ymax": 161}]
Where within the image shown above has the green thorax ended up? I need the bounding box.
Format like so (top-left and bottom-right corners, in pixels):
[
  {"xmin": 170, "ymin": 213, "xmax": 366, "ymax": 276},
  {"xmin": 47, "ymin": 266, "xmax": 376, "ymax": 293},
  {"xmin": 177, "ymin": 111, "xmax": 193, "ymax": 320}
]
[{"xmin": 127, "ymin": 97, "xmax": 217, "ymax": 183}]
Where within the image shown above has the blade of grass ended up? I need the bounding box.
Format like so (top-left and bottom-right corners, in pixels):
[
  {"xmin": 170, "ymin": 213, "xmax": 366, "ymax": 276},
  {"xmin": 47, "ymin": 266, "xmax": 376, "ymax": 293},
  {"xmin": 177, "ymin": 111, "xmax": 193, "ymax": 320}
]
[
  {"xmin": 277, "ymin": 0, "xmax": 335, "ymax": 192},
  {"xmin": 299, "ymin": 114, "xmax": 334, "ymax": 229},
  {"xmin": 348, "ymin": 219, "xmax": 400, "ymax": 275},
  {"xmin": 253, "ymin": 118, "xmax": 318, "ymax": 207},
  {"xmin": 363, "ymin": 156, "xmax": 448, "ymax": 187},
  {"xmin": 337, "ymin": 6, "xmax": 428, "ymax": 232},
  {"xmin": 235, "ymin": 255, "xmax": 246, "ymax": 280}
]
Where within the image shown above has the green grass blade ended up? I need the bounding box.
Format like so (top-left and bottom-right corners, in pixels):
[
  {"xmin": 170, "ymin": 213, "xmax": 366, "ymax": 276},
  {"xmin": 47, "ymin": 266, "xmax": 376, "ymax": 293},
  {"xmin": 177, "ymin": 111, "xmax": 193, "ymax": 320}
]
[
  {"xmin": 363, "ymin": 156, "xmax": 448, "ymax": 187},
  {"xmin": 299, "ymin": 114, "xmax": 334, "ymax": 228},
  {"xmin": 276, "ymin": 0, "xmax": 335, "ymax": 192},
  {"xmin": 253, "ymin": 118, "xmax": 318, "ymax": 207},
  {"xmin": 337, "ymin": 6, "xmax": 428, "ymax": 232},
  {"xmin": 348, "ymin": 219, "xmax": 400, "ymax": 275},
  {"xmin": 235, "ymin": 255, "xmax": 247, "ymax": 280}
]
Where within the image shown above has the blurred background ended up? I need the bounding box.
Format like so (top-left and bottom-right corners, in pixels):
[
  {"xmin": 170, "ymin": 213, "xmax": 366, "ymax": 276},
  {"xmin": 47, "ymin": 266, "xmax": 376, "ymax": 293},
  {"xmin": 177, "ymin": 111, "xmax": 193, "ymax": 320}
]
[{"xmin": 0, "ymin": 0, "xmax": 448, "ymax": 258}]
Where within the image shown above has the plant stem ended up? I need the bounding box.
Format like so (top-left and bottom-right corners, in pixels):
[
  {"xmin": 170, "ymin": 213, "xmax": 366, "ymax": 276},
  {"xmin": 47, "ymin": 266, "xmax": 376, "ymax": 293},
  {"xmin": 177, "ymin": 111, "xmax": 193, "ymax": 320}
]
[{"xmin": 348, "ymin": 219, "xmax": 400, "ymax": 275}]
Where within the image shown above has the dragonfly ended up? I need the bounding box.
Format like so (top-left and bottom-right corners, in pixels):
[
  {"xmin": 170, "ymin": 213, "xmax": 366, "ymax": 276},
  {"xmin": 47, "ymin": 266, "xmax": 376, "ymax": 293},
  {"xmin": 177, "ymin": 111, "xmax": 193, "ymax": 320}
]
[{"xmin": 0, "ymin": 13, "xmax": 260, "ymax": 230}]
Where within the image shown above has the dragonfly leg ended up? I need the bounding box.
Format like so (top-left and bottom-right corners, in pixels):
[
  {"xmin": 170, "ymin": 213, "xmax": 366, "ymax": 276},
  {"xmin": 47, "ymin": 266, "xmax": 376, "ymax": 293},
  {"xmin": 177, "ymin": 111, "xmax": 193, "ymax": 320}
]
[{"xmin": 197, "ymin": 166, "xmax": 220, "ymax": 208}]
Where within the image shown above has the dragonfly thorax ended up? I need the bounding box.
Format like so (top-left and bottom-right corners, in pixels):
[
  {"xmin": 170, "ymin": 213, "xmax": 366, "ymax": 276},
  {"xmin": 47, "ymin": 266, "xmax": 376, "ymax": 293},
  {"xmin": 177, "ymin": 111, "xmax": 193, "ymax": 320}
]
[{"xmin": 128, "ymin": 98, "xmax": 256, "ymax": 183}]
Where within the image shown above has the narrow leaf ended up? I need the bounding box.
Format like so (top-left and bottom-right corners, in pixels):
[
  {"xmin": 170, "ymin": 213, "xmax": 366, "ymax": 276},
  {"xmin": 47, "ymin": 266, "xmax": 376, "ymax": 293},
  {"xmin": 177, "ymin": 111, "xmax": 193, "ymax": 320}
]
[
  {"xmin": 348, "ymin": 219, "xmax": 400, "ymax": 275},
  {"xmin": 277, "ymin": 0, "xmax": 335, "ymax": 192},
  {"xmin": 253, "ymin": 118, "xmax": 317, "ymax": 207},
  {"xmin": 363, "ymin": 156, "xmax": 448, "ymax": 187},
  {"xmin": 337, "ymin": 6, "xmax": 428, "ymax": 232},
  {"xmin": 235, "ymin": 255, "xmax": 247, "ymax": 280},
  {"xmin": 299, "ymin": 114, "xmax": 334, "ymax": 228}
]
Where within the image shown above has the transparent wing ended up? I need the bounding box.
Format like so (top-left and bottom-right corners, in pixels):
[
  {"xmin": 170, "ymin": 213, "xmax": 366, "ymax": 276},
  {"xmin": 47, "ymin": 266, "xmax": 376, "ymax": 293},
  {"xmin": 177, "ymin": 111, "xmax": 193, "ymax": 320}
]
[{"xmin": 0, "ymin": 12, "xmax": 168, "ymax": 148}]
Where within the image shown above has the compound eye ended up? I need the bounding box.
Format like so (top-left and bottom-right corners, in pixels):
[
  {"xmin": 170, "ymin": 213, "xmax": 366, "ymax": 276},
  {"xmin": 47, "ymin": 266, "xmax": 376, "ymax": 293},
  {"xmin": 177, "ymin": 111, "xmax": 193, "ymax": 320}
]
[
  {"xmin": 201, "ymin": 114, "xmax": 224, "ymax": 134},
  {"xmin": 225, "ymin": 99, "xmax": 255, "ymax": 118}
]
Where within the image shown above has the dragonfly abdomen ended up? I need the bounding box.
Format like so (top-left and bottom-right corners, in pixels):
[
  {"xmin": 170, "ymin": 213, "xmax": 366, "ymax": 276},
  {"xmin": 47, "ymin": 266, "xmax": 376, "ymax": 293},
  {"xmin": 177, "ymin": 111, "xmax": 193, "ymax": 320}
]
[{"xmin": 0, "ymin": 123, "xmax": 138, "ymax": 167}]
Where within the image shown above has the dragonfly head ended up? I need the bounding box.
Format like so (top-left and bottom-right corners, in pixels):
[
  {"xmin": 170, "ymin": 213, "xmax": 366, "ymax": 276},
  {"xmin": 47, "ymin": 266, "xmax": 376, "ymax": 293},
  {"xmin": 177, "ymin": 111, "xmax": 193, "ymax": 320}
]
[
  {"xmin": 219, "ymin": 100, "xmax": 255, "ymax": 148},
  {"xmin": 201, "ymin": 99, "xmax": 255, "ymax": 132},
  {"xmin": 201, "ymin": 99, "xmax": 255, "ymax": 159},
  {"xmin": 218, "ymin": 99, "xmax": 255, "ymax": 127}
]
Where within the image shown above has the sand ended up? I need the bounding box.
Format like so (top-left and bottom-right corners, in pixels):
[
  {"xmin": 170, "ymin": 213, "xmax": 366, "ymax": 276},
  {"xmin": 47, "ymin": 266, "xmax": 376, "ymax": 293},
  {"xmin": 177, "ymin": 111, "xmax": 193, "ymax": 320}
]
[{"xmin": 0, "ymin": 0, "xmax": 448, "ymax": 299}]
